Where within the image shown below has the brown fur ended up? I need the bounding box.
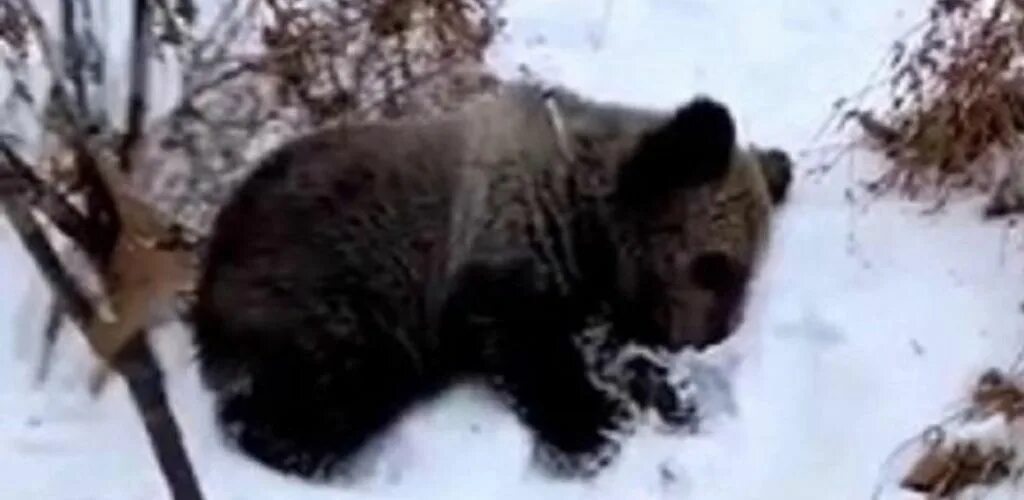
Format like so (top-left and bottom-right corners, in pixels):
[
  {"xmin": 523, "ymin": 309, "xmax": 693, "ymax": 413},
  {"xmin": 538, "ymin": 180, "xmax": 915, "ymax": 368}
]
[{"xmin": 190, "ymin": 82, "xmax": 757, "ymax": 479}]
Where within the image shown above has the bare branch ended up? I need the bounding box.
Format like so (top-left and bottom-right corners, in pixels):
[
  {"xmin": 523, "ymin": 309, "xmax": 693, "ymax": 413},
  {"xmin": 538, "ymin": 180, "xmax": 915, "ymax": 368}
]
[
  {"xmin": 61, "ymin": 0, "xmax": 87, "ymax": 114},
  {"xmin": 181, "ymin": 58, "xmax": 262, "ymax": 103},
  {"xmin": 13, "ymin": 0, "xmax": 61, "ymax": 79},
  {"xmin": 2, "ymin": 195, "xmax": 93, "ymax": 324},
  {"xmin": 119, "ymin": 0, "xmax": 153, "ymax": 174},
  {"xmin": 33, "ymin": 299, "xmax": 64, "ymax": 386},
  {"xmin": 191, "ymin": 0, "xmax": 255, "ymax": 63},
  {"xmin": 116, "ymin": 335, "xmax": 205, "ymax": 500},
  {"xmin": 0, "ymin": 141, "xmax": 100, "ymax": 257},
  {"xmin": 13, "ymin": 0, "xmax": 83, "ymax": 129}
]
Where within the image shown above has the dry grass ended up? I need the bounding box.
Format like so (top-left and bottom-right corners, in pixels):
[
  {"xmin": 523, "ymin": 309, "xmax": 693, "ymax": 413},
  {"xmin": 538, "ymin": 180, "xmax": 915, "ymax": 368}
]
[
  {"xmin": 839, "ymin": 0, "xmax": 1024, "ymax": 209},
  {"xmin": 898, "ymin": 369, "xmax": 1024, "ymax": 499},
  {"xmin": 253, "ymin": 0, "xmax": 503, "ymax": 123}
]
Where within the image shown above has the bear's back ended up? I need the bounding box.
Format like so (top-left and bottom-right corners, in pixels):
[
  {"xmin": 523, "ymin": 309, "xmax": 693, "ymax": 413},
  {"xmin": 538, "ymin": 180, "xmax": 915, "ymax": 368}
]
[{"xmin": 196, "ymin": 86, "xmax": 567, "ymax": 342}]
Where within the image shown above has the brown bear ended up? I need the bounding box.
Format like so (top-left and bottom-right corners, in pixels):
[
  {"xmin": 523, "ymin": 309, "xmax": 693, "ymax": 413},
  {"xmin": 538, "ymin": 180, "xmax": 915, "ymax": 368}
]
[{"xmin": 189, "ymin": 82, "xmax": 789, "ymax": 480}]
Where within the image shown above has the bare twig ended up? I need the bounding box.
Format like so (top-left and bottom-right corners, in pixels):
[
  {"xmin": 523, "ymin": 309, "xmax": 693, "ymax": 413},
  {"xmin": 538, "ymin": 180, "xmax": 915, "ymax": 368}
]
[
  {"xmin": 33, "ymin": 298, "xmax": 64, "ymax": 385},
  {"xmin": 116, "ymin": 334, "xmax": 205, "ymax": 500},
  {"xmin": 13, "ymin": 0, "xmax": 65, "ymax": 99},
  {"xmin": 2, "ymin": 196, "xmax": 93, "ymax": 322},
  {"xmin": 190, "ymin": 0, "xmax": 253, "ymax": 64},
  {"xmin": 0, "ymin": 142, "xmax": 98, "ymax": 257},
  {"xmin": 119, "ymin": 0, "xmax": 152, "ymax": 174},
  {"xmin": 181, "ymin": 58, "xmax": 262, "ymax": 103},
  {"xmin": 61, "ymin": 0, "xmax": 87, "ymax": 115}
]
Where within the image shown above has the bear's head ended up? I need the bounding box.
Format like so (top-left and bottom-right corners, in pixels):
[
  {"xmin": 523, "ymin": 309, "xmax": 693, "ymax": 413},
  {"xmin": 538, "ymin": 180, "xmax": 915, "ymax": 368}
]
[{"xmin": 595, "ymin": 96, "xmax": 764, "ymax": 352}]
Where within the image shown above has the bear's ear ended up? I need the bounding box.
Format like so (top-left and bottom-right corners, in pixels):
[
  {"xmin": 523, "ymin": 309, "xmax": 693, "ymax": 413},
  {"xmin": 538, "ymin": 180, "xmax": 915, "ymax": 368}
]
[
  {"xmin": 616, "ymin": 96, "xmax": 736, "ymax": 206},
  {"xmin": 754, "ymin": 147, "xmax": 794, "ymax": 206}
]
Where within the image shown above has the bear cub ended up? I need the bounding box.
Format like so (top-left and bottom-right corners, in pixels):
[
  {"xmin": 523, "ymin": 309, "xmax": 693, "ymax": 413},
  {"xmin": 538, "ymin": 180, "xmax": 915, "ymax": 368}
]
[{"xmin": 191, "ymin": 82, "xmax": 758, "ymax": 479}]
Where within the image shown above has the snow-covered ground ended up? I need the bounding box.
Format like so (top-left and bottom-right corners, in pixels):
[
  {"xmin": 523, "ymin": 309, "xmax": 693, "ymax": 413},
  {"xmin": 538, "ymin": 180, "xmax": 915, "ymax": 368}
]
[{"xmin": 5, "ymin": 1, "xmax": 1024, "ymax": 499}]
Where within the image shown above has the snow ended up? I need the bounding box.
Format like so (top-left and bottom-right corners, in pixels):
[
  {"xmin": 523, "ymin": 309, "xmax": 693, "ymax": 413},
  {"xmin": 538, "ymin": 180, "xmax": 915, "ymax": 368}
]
[{"xmin": 5, "ymin": 0, "xmax": 1024, "ymax": 499}]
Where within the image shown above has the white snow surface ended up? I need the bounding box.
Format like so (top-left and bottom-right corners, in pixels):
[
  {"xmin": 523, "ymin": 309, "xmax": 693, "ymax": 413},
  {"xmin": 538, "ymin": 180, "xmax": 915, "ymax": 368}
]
[{"xmin": 5, "ymin": 1, "xmax": 1024, "ymax": 499}]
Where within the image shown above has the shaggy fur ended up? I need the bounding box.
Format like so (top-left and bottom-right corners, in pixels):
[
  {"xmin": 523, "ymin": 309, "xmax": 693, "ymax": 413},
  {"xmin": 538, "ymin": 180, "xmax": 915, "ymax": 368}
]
[
  {"xmin": 190, "ymin": 82, "xmax": 775, "ymax": 480},
  {"xmin": 683, "ymin": 145, "xmax": 792, "ymax": 344},
  {"xmin": 589, "ymin": 143, "xmax": 792, "ymax": 430}
]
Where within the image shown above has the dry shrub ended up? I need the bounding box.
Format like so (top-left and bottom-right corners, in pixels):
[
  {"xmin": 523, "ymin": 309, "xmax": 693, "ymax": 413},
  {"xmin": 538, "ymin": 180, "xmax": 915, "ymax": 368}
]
[
  {"xmin": 899, "ymin": 369, "xmax": 1024, "ymax": 498},
  {"xmin": 902, "ymin": 442, "xmax": 1015, "ymax": 498},
  {"xmin": 255, "ymin": 0, "xmax": 502, "ymax": 123},
  {"xmin": 138, "ymin": 0, "xmax": 503, "ymax": 235},
  {"xmin": 846, "ymin": 0, "xmax": 1024, "ymax": 206}
]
